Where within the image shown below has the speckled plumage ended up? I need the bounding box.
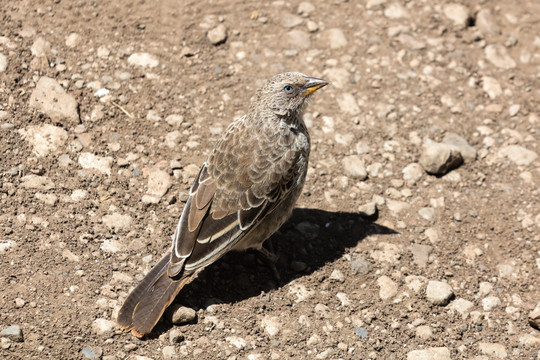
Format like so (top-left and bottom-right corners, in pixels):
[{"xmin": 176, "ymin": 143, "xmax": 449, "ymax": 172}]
[{"xmin": 117, "ymin": 72, "xmax": 327, "ymax": 337}]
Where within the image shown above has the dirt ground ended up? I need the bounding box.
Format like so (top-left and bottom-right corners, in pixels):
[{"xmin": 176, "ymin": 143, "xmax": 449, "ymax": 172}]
[{"xmin": 1, "ymin": 0, "xmax": 539, "ymax": 359}]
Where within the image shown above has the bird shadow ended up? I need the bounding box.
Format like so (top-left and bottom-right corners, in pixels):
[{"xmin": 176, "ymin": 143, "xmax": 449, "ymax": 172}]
[{"xmin": 148, "ymin": 207, "xmax": 397, "ymax": 338}]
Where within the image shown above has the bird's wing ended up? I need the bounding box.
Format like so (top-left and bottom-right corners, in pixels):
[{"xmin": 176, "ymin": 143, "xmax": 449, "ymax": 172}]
[{"xmin": 168, "ymin": 121, "xmax": 301, "ymax": 277}]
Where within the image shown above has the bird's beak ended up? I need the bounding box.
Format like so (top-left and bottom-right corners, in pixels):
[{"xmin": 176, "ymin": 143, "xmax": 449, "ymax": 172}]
[{"xmin": 302, "ymin": 77, "xmax": 328, "ymax": 97}]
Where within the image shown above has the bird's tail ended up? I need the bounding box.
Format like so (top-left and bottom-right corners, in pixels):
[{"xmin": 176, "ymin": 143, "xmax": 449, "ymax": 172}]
[{"xmin": 116, "ymin": 251, "xmax": 191, "ymax": 337}]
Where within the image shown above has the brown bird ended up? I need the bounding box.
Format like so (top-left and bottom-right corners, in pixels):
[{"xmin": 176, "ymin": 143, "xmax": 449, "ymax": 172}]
[{"xmin": 116, "ymin": 72, "xmax": 327, "ymax": 337}]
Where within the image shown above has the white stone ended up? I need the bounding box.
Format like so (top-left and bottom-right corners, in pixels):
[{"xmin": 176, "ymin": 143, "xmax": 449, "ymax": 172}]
[
  {"xmin": 420, "ymin": 142, "xmax": 463, "ymax": 175},
  {"xmin": 407, "ymin": 347, "xmax": 451, "ymax": 360},
  {"xmin": 287, "ymin": 29, "xmax": 311, "ymax": 50},
  {"xmin": 485, "ymin": 44, "xmax": 516, "ymax": 69},
  {"xmin": 0, "ymin": 53, "xmax": 7, "ymax": 72},
  {"xmin": 402, "ymin": 163, "xmax": 423, "ymax": 182},
  {"xmin": 142, "ymin": 168, "xmax": 172, "ymax": 204},
  {"xmin": 65, "ymin": 33, "xmax": 81, "ymax": 48},
  {"xmin": 336, "ymin": 93, "xmax": 360, "ymax": 115},
  {"xmin": 371, "ymin": 242, "xmax": 402, "ymax": 264},
  {"xmin": 18, "ymin": 124, "xmax": 68, "ymax": 157},
  {"xmin": 443, "ymin": 3, "xmax": 470, "ymax": 28},
  {"xmin": 384, "ymin": 3, "xmax": 409, "ymax": 18},
  {"xmin": 482, "ymin": 296, "xmax": 501, "ymax": 311},
  {"xmin": 127, "ymin": 52, "xmax": 159, "ymax": 68},
  {"xmin": 78, "ymin": 153, "xmax": 113, "ymax": 175},
  {"xmin": 31, "ymin": 37, "xmax": 51, "ymax": 57},
  {"xmin": 342, "ymin": 155, "xmax": 367, "ymax": 180},
  {"xmin": 479, "ymin": 342, "xmax": 507, "ymax": 358},
  {"xmin": 91, "ymin": 318, "xmax": 116, "ymax": 337},
  {"xmin": 207, "ymin": 24, "xmax": 228, "ymax": 45},
  {"xmin": 450, "ymin": 298, "xmax": 474, "ymax": 317},
  {"xmin": 0, "ymin": 240, "xmax": 16, "ymax": 253},
  {"xmin": 70, "ymin": 189, "xmax": 88, "ymax": 202},
  {"xmin": 498, "ymin": 145, "xmax": 537, "ymax": 166},
  {"xmin": 386, "ymin": 200, "xmax": 411, "ymax": 215},
  {"xmin": 165, "ymin": 114, "xmax": 184, "ymax": 127},
  {"xmin": 261, "ymin": 316, "xmax": 281, "ymax": 337},
  {"xmin": 21, "ymin": 175, "xmax": 55, "ymax": 190},
  {"xmin": 426, "ymin": 281, "xmax": 454, "ymax": 306},
  {"xmin": 226, "ymin": 336, "xmax": 247, "ymax": 349},
  {"xmin": 325, "ymin": 28, "xmax": 348, "ymax": 49},
  {"xmin": 482, "ymin": 76, "xmax": 502, "ymax": 99},
  {"xmin": 377, "ymin": 275, "xmax": 398, "ymax": 300},
  {"xmin": 101, "ymin": 213, "xmax": 133, "ymax": 232}
]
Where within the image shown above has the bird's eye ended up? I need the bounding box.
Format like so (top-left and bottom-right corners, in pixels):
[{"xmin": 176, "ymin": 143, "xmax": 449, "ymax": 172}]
[{"xmin": 283, "ymin": 85, "xmax": 293, "ymax": 93}]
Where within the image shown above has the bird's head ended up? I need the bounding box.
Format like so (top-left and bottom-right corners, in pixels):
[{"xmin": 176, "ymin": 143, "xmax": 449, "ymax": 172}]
[{"xmin": 252, "ymin": 72, "xmax": 328, "ymax": 117}]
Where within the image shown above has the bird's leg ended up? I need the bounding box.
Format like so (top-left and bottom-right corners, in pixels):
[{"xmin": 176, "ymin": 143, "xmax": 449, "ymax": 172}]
[{"xmin": 257, "ymin": 240, "xmax": 281, "ymax": 284}]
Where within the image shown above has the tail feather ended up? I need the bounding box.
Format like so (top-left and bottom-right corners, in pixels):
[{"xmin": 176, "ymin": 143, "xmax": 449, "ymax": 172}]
[{"xmin": 116, "ymin": 251, "xmax": 192, "ymax": 337}]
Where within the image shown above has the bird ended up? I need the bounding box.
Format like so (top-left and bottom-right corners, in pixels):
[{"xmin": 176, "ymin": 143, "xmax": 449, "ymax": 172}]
[{"xmin": 116, "ymin": 72, "xmax": 328, "ymax": 337}]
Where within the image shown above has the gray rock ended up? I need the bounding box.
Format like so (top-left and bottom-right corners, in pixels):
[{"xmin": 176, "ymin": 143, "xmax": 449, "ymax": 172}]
[
  {"xmin": 478, "ymin": 342, "xmax": 507, "ymax": 358},
  {"xmin": 81, "ymin": 346, "xmax": 103, "ymax": 360},
  {"xmin": 127, "ymin": 52, "xmax": 159, "ymax": 67},
  {"xmin": 0, "ymin": 325, "xmax": 23, "ymax": 342},
  {"xmin": 408, "ymin": 244, "xmax": 432, "ymax": 268},
  {"xmin": 336, "ymin": 93, "xmax": 360, "ymax": 115},
  {"xmin": 101, "ymin": 213, "xmax": 133, "ymax": 232},
  {"xmin": 18, "ymin": 124, "xmax": 68, "ymax": 157},
  {"xmin": 419, "ymin": 142, "xmax": 463, "ymax": 175},
  {"xmin": 78, "ymin": 153, "xmax": 113, "ymax": 175},
  {"xmin": 351, "ymin": 254, "xmax": 372, "ymax": 275},
  {"xmin": 295, "ymin": 221, "xmax": 320, "ymax": 240},
  {"xmin": 142, "ymin": 168, "xmax": 172, "ymax": 204},
  {"xmin": 407, "ymin": 347, "xmax": 451, "ymax": 360},
  {"xmin": 377, "ymin": 275, "xmax": 398, "ymax": 300},
  {"xmin": 298, "ymin": 2, "xmax": 315, "ymax": 16},
  {"xmin": 325, "ymin": 28, "xmax": 348, "ymax": 49},
  {"xmin": 402, "ymin": 163, "xmax": 423, "ymax": 182},
  {"xmin": 91, "ymin": 318, "xmax": 116, "ymax": 337},
  {"xmin": 443, "ymin": 3, "xmax": 470, "ymax": 28},
  {"xmin": 426, "ymin": 280, "xmax": 454, "ymax": 306},
  {"xmin": 498, "ymin": 145, "xmax": 538, "ymax": 166},
  {"xmin": 485, "ymin": 44, "xmax": 516, "ymax": 69},
  {"xmin": 482, "ymin": 296, "xmax": 501, "ymax": 311},
  {"xmin": 29, "ymin": 77, "xmax": 80, "ymax": 124},
  {"xmin": 169, "ymin": 328, "xmax": 184, "ymax": 343},
  {"xmin": 443, "ymin": 133, "xmax": 477, "ymax": 162},
  {"xmin": 281, "ymin": 13, "xmax": 303, "ymax": 28},
  {"xmin": 418, "ymin": 207, "xmax": 435, "ymax": 222},
  {"xmin": 476, "ymin": 9, "xmax": 500, "ymax": 35},
  {"xmin": 342, "ymin": 155, "xmax": 367, "ymax": 180},
  {"xmin": 166, "ymin": 305, "xmax": 196, "ymax": 325},
  {"xmin": 287, "ymin": 29, "xmax": 311, "ymax": 50},
  {"xmin": 529, "ymin": 302, "xmax": 540, "ymax": 330},
  {"xmin": 0, "ymin": 53, "xmax": 7, "ymax": 72},
  {"xmin": 354, "ymin": 327, "xmax": 369, "ymax": 339},
  {"xmin": 162, "ymin": 345, "xmax": 178, "ymax": 359},
  {"xmin": 450, "ymin": 298, "xmax": 474, "ymax": 317},
  {"xmin": 65, "ymin": 32, "xmax": 81, "ymax": 48},
  {"xmin": 207, "ymin": 24, "xmax": 228, "ymax": 45}
]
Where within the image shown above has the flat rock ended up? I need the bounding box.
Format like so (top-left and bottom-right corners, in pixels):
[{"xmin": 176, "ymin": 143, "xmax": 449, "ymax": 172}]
[
  {"xmin": 142, "ymin": 168, "xmax": 172, "ymax": 204},
  {"xmin": 386, "ymin": 199, "xmax": 411, "ymax": 215},
  {"xmin": 371, "ymin": 242, "xmax": 402, "ymax": 264},
  {"xmin": 0, "ymin": 240, "xmax": 17, "ymax": 253},
  {"xmin": 65, "ymin": 32, "xmax": 81, "ymax": 48},
  {"xmin": 18, "ymin": 124, "xmax": 68, "ymax": 157},
  {"xmin": 350, "ymin": 254, "xmax": 372, "ymax": 275},
  {"xmin": 81, "ymin": 346, "xmax": 103, "ymax": 360},
  {"xmin": 21, "ymin": 175, "xmax": 55, "ymax": 190},
  {"xmin": 342, "ymin": 155, "xmax": 367, "ymax": 180},
  {"xmin": 127, "ymin": 52, "xmax": 159, "ymax": 67},
  {"xmin": 261, "ymin": 316, "xmax": 281, "ymax": 337},
  {"xmin": 384, "ymin": 3, "xmax": 408, "ymax": 18},
  {"xmin": 376, "ymin": 275, "xmax": 398, "ymax": 300},
  {"xmin": 101, "ymin": 213, "xmax": 133, "ymax": 232},
  {"xmin": 408, "ymin": 244, "xmax": 432, "ymax": 268},
  {"xmin": 298, "ymin": 2, "xmax": 315, "ymax": 16},
  {"xmin": 419, "ymin": 142, "xmax": 463, "ymax": 175},
  {"xmin": 426, "ymin": 280, "xmax": 454, "ymax": 306},
  {"xmin": 476, "ymin": 9, "xmax": 500, "ymax": 35},
  {"xmin": 358, "ymin": 202, "xmax": 377, "ymax": 217},
  {"xmin": 78, "ymin": 152, "xmax": 113, "ymax": 175},
  {"xmin": 0, "ymin": 325, "xmax": 23, "ymax": 342},
  {"xmin": 207, "ymin": 24, "xmax": 228, "ymax": 45},
  {"xmin": 407, "ymin": 347, "xmax": 450, "ymax": 360},
  {"xmin": 281, "ymin": 13, "xmax": 303, "ymax": 28},
  {"xmin": 498, "ymin": 145, "xmax": 537, "ymax": 166},
  {"xmin": 325, "ymin": 28, "xmax": 348, "ymax": 49},
  {"xmin": 479, "ymin": 342, "xmax": 507, "ymax": 358},
  {"xmin": 485, "ymin": 44, "xmax": 516, "ymax": 69},
  {"xmin": 29, "ymin": 77, "xmax": 80, "ymax": 124},
  {"xmin": 336, "ymin": 93, "xmax": 360, "ymax": 115},
  {"xmin": 287, "ymin": 29, "xmax": 311, "ymax": 50},
  {"xmin": 482, "ymin": 296, "xmax": 501, "ymax": 311},
  {"xmin": 443, "ymin": 132, "xmax": 477, "ymax": 162},
  {"xmin": 30, "ymin": 37, "xmax": 51, "ymax": 58},
  {"xmin": 450, "ymin": 298, "xmax": 474, "ymax": 317}
]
